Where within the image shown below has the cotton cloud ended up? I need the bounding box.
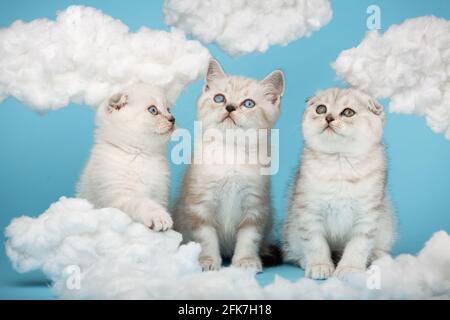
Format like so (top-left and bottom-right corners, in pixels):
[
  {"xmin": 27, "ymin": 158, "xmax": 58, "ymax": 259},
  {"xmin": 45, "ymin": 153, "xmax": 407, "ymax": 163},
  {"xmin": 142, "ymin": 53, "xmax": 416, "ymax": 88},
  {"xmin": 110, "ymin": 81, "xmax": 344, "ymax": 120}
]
[
  {"xmin": 163, "ymin": 0, "xmax": 333, "ymax": 56},
  {"xmin": 0, "ymin": 6, "xmax": 210, "ymax": 112},
  {"xmin": 333, "ymin": 16, "xmax": 450, "ymax": 139},
  {"xmin": 5, "ymin": 197, "xmax": 450, "ymax": 299}
]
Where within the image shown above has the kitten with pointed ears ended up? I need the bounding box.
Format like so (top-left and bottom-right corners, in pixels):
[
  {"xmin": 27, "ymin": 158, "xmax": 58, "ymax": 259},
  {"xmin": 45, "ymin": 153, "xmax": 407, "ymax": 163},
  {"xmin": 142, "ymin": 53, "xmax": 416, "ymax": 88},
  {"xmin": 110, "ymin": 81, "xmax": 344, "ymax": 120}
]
[
  {"xmin": 283, "ymin": 88, "xmax": 395, "ymax": 279},
  {"xmin": 77, "ymin": 84, "xmax": 175, "ymax": 231},
  {"xmin": 174, "ymin": 59, "xmax": 284, "ymax": 271}
]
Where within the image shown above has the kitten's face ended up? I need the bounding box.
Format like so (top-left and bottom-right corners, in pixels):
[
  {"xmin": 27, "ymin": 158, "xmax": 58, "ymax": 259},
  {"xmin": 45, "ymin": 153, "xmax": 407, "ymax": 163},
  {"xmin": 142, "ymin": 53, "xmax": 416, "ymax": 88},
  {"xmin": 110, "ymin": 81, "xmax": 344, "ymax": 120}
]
[
  {"xmin": 302, "ymin": 88, "xmax": 384, "ymax": 154},
  {"xmin": 98, "ymin": 84, "xmax": 175, "ymax": 141},
  {"xmin": 197, "ymin": 59, "xmax": 284, "ymax": 131}
]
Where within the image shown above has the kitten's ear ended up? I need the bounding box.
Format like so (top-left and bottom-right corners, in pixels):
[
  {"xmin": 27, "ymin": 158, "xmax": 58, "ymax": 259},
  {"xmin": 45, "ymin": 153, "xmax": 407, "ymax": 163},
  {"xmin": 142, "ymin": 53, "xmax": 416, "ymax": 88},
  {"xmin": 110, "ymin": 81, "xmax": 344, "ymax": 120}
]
[
  {"xmin": 368, "ymin": 98, "xmax": 384, "ymax": 116},
  {"xmin": 306, "ymin": 96, "xmax": 319, "ymax": 107},
  {"xmin": 261, "ymin": 70, "xmax": 285, "ymax": 104},
  {"xmin": 107, "ymin": 92, "xmax": 128, "ymax": 112},
  {"xmin": 204, "ymin": 58, "xmax": 226, "ymax": 92}
]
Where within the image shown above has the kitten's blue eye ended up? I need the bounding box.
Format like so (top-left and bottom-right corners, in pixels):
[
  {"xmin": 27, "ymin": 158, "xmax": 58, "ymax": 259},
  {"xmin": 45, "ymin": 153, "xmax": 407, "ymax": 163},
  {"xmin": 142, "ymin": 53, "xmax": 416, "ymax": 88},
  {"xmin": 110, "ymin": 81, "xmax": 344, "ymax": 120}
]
[
  {"xmin": 316, "ymin": 105, "xmax": 327, "ymax": 114},
  {"xmin": 242, "ymin": 99, "xmax": 255, "ymax": 108},
  {"xmin": 213, "ymin": 94, "xmax": 226, "ymax": 104},
  {"xmin": 148, "ymin": 106, "xmax": 158, "ymax": 115}
]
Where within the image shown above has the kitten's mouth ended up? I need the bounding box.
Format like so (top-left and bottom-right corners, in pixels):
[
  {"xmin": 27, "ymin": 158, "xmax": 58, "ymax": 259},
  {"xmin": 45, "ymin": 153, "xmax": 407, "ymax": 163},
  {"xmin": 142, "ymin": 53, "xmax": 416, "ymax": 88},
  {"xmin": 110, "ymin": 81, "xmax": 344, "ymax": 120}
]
[
  {"xmin": 158, "ymin": 124, "xmax": 175, "ymax": 135},
  {"xmin": 221, "ymin": 114, "xmax": 237, "ymax": 125},
  {"xmin": 322, "ymin": 124, "xmax": 345, "ymax": 137},
  {"xmin": 322, "ymin": 125, "xmax": 336, "ymax": 133}
]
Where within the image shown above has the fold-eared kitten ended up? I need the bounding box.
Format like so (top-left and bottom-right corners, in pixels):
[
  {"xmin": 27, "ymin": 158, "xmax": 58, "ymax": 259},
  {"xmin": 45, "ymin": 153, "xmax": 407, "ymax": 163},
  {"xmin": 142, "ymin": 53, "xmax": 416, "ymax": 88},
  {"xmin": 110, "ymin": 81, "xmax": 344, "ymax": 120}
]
[
  {"xmin": 283, "ymin": 88, "xmax": 395, "ymax": 279},
  {"xmin": 77, "ymin": 84, "xmax": 175, "ymax": 231},
  {"xmin": 174, "ymin": 59, "xmax": 284, "ymax": 271}
]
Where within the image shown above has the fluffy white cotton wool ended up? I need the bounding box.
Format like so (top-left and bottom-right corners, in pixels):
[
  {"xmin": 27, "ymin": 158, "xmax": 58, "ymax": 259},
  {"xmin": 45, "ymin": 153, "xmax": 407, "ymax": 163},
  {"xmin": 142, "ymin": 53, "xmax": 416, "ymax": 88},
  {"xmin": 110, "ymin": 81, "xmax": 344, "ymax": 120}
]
[
  {"xmin": 0, "ymin": 6, "xmax": 210, "ymax": 111},
  {"xmin": 5, "ymin": 197, "xmax": 450, "ymax": 299},
  {"xmin": 333, "ymin": 16, "xmax": 450, "ymax": 139},
  {"xmin": 163, "ymin": 0, "xmax": 333, "ymax": 56}
]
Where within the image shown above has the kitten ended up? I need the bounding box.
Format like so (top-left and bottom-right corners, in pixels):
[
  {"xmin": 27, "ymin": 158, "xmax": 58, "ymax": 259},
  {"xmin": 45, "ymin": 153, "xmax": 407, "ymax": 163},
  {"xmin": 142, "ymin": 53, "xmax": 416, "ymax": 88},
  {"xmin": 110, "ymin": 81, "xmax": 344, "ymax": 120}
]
[
  {"xmin": 173, "ymin": 59, "xmax": 284, "ymax": 271},
  {"xmin": 283, "ymin": 88, "xmax": 395, "ymax": 279},
  {"xmin": 77, "ymin": 84, "xmax": 175, "ymax": 231}
]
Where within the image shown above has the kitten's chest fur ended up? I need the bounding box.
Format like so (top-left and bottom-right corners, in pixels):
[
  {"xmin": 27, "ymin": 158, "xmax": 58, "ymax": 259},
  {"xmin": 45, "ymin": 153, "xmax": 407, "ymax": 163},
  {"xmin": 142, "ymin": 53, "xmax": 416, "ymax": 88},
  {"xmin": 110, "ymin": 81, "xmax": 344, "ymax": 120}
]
[
  {"xmin": 297, "ymin": 147, "xmax": 385, "ymax": 246},
  {"xmin": 301, "ymin": 148, "xmax": 384, "ymax": 200},
  {"xmin": 126, "ymin": 152, "xmax": 169, "ymax": 205},
  {"xmin": 216, "ymin": 174, "xmax": 246, "ymax": 224},
  {"xmin": 199, "ymin": 154, "xmax": 265, "ymax": 254},
  {"xmin": 206, "ymin": 164, "xmax": 260, "ymax": 218},
  {"xmin": 78, "ymin": 143, "xmax": 169, "ymax": 208},
  {"xmin": 211, "ymin": 172, "xmax": 260, "ymax": 255}
]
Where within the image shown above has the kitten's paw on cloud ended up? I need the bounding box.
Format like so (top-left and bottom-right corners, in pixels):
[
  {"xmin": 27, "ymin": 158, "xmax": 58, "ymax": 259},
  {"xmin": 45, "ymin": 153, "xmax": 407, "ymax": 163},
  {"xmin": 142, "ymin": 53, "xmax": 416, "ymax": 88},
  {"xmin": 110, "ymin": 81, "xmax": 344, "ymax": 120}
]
[
  {"xmin": 333, "ymin": 265, "xmax": 365, "ymax": 279},
  {"xmin": 199, "ymin": 256, "xmax": 221, "ymax": 271},
  {"xmin": 232, "ymin": 256, "xmax": 262, "ymax": 272},
  {"xmin": 305, "ymin": 262, "xmax": 335, "ymax": 280},
  {"xmin": 141, "ymin": 210, "xmax": 173, "ymax": 232}
]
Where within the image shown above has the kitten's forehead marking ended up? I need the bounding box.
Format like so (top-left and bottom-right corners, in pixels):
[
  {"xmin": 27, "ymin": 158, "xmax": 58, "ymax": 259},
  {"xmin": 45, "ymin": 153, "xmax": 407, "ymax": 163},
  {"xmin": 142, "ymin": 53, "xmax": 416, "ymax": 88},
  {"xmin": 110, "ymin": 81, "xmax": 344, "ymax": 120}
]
[
  {"xmin": 317, "ymin": 89, "xmax": 360, "ymax": 109},
  {"xmin": 223, "ymin": 77, "xmax": 255, "ymax": 101}
]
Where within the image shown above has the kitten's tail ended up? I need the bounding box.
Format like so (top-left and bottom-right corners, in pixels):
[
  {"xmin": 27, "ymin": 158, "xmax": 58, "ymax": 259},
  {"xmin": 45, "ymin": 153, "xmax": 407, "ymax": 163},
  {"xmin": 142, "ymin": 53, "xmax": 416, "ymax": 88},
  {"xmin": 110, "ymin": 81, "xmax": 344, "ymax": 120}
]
[{"xmin": 260, "ymin": 244, "xmax": 283, "ymax": 267}]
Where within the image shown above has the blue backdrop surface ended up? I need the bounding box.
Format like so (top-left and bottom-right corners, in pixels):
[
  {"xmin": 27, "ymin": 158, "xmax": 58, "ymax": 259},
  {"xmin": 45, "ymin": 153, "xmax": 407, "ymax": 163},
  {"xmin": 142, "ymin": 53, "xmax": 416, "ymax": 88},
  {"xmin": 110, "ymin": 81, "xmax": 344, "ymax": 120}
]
[{"xmin": 0, "ymin": 0, "xmax": 449, "ymax": 299}]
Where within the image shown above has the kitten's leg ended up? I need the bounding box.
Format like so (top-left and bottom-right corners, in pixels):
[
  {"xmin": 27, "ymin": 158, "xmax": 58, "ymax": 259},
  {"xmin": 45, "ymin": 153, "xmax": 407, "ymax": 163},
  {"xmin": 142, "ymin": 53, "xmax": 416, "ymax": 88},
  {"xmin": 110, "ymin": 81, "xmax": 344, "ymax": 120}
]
[
  {"xmin": 285, "ymin": 209, "xmax": 334, "ymax": 279},
  {"xmin": 112, "ymin": 196, "xmax": 172, "ymax": 231},
  {"xmin": 370, "ymin": 201, "xmax": 395, "ymax": 263},
  {"xmin": 334, "ymin": 213, "xmax": 378, "ymax": 278},
  {"xmin": 232, "ymin": 190, "xmax": 269, "ymax": 272},
  {"xmin": 181, "ymin": 184, "xmax": 222, "ymax": 271},
  {"xmin": 192, "ymin": 224, "xmax": 222, "ymax": 271},
  {"xmin": 334, "ymin": 234, "xmax": 374, "ymax": 278},
  {"xmin": 232, "ymin": 223, "xmax": 263, "ymax": 272},
  {"xmin": 334, "ymin": 201, "xmax": 395, "ymax": 278},
  {"xmin": 302, "ymin": 234, "xmax": 335, "ymax": 279},
  {"xmin": 370, "ymin": 249, "xmax": 388, "ymax": 262}
]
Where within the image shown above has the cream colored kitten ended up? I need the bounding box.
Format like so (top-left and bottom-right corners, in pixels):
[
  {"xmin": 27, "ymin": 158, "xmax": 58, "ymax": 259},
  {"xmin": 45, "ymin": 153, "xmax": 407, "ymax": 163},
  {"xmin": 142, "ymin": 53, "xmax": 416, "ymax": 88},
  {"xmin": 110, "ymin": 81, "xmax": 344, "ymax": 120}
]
[
  {"xmin": 77, "ymin": 84, "xmax": 175, "ymax": 231},
  {"xmin": 174, "ymin": 59, "xmax": 284, "ymax": 271},
  {"xmin": 283, "ymin": 88, "xmax": 395, "ymax": 279}
]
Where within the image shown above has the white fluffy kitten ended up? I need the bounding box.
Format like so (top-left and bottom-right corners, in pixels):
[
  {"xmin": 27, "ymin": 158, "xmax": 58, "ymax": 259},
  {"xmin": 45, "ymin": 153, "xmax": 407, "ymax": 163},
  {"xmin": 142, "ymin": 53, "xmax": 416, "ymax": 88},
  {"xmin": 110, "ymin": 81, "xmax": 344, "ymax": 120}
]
[
  {"xmin": 174, "ymin": 59, "xmax": 284, "ymax": 271},
  {"xmin": 283, "ymin": 88, "xmax": 395, "ymax": 279},
  {"xmin": 77, "ymin": 84, "xmax": 175, "ymax": 231}
]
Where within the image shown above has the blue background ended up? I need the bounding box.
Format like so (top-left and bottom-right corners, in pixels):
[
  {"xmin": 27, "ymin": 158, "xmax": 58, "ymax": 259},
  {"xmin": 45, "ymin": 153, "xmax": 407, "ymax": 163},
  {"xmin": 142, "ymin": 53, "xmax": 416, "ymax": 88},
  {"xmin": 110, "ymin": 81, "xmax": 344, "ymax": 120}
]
[{"xmin": 1, "ymin": 0, "xmax": 449, "ymax": 299}]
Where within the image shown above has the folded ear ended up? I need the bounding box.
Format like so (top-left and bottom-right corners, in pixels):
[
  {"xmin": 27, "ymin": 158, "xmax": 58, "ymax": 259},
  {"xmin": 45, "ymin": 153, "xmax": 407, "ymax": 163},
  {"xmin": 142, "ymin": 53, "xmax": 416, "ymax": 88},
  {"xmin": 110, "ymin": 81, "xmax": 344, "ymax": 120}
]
[
  {"xmin": 204, "ymin": 58, "xmax": 226, "ymax": 92},
  {"xmin": 108, "ymin": 93, "xmax": 128, "ymax": 112},
  {"xmin": 261, "ymin": 70, "xmax": 284, "ymax": 104},
  {"xmin": 305, "ymin": 96, "xmax": 314, "ymax": 105},
  {"xmin": 368, "ymin": 98, "xmax": 384, "ymax": 116}
]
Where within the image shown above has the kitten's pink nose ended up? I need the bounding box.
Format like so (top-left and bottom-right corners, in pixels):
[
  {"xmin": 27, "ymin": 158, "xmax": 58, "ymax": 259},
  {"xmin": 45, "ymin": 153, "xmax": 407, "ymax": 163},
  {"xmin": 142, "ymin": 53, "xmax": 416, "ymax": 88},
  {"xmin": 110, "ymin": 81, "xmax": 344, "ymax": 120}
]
[
  {"xmin": 326, "ymin": 114, "xmax": 335, "ymax": 123},
  {"xmin": 168, "ymin": 116, "xmax": 175, "ymax": 123}
]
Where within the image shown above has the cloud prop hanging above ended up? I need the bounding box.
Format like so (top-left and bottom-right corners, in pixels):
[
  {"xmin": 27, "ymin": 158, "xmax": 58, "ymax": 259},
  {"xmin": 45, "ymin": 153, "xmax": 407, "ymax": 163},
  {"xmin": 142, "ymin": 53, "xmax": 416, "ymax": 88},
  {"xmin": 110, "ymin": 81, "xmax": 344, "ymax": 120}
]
[
  {"xmin": 0, "ymin": 6, "xmax": 210, "ymax": 112},
  {"xmin": 333, "ymin": 16, "xmax": 450, "ymax": 139},
  {"xmin": 5, "ymin": 197, "xmax": 450, "ymax": 299},
  {"xmin": 163, "ymin": 0, "xmax": 333, "ymax": 57}
]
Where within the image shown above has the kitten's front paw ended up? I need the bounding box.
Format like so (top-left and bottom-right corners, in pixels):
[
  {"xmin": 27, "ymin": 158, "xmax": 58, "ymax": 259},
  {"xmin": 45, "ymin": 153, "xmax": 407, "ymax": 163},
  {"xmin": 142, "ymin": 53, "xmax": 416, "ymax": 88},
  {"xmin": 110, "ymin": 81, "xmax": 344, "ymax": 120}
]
[
  {"xmin": 199, "ymin": 256, "xmax": 221, "ymax": 271},
  {"xmin": 305, "ymin": 262, "xmax": 335, "ymax": 280},
  {"xmin": 333, "ymin": 265, "xmax": 365, "ymax": 279},
  {"xmin": 141, "ymin": 210, "xmax": 173, "ymax": 232},
  {"xmin": 232, "ymin": 256, "xmax": 262, "ymax": 272}
]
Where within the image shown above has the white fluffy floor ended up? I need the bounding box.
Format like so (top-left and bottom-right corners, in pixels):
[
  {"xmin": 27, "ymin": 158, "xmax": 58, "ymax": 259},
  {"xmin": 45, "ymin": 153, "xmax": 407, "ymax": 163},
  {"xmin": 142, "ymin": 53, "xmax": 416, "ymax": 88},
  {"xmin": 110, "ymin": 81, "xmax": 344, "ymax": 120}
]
[{"xmin": 5, "ymin": 197, "xmax": 450, "ymax": 299}]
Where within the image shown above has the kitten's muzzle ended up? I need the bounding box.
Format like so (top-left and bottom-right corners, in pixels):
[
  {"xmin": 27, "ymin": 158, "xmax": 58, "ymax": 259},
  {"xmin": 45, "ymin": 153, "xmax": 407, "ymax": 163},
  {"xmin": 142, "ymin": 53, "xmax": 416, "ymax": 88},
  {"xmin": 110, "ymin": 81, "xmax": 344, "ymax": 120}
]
[
  {"xmin": 322, "ymin": 115, "xmax": 338, "ymax": 133},
  {"xmin": 168, "ymin": 116, "xmax": 175, "ymax": 123}
]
